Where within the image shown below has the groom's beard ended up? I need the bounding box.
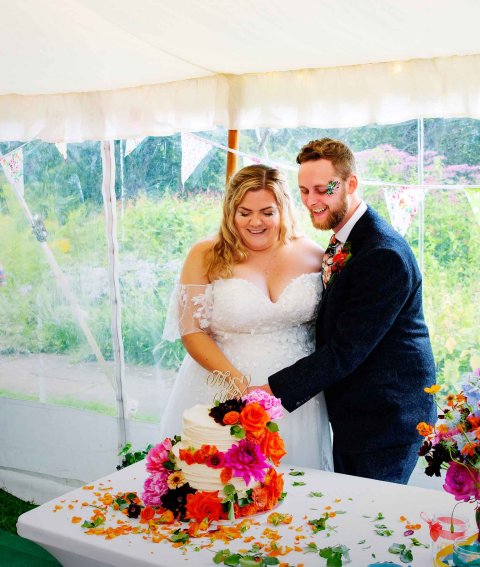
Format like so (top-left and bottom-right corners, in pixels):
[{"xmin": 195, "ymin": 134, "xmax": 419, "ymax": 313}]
[{"xmin": 309, "ymin": 185, "xmax": 348, "ymax": 231}]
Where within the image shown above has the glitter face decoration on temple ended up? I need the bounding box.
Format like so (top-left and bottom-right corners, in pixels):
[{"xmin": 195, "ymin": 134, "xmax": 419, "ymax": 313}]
[{"xmin": 326, "ymin": 180, "xmax": 340, "ymax": 195}]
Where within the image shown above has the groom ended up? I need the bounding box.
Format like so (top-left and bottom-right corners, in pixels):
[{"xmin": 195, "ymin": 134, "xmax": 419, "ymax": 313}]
[{"xmin": 257, "ymin": 138, "xmax": 436, "ymax": 484}]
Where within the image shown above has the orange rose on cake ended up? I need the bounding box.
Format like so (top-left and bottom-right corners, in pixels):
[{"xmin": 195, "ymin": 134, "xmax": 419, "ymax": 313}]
[
  {"xmin": 260, "ymin": 430, "xmax": 286, "ymax": 466},
  {"xmin": 185, "ymin": 491, "xmax": 223, "ymax": 522},
  {"xmin": 240, "ymin": 403, "xmax": 270, "ymax": 439}
]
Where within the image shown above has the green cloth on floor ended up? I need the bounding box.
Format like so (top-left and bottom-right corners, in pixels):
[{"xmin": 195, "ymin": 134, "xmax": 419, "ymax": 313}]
[{"xmin": 0, "ymin": 529, "xmax": 61, "ymax": 566}]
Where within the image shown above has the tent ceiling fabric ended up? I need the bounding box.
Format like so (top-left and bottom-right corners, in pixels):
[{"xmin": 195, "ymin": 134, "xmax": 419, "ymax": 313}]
[{"xmin": 1, "ymin": 0, "xmax": 480, "ymax": 141}]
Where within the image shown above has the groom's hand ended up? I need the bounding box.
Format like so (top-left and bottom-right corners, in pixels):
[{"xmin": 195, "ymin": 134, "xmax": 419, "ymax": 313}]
[{"xmin": 246, "ymin": 383, "xmax": 273, "ymax": 396}]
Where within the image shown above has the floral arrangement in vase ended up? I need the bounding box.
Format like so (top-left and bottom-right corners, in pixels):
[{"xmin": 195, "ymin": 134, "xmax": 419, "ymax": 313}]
[{"xmin": 417, "ymin": 367, "xmax": 480, "ymax": 553}]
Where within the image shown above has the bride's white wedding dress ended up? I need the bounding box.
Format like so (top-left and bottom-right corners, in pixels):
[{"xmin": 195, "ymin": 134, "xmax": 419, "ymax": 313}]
[{"xmin": 160, "ymin": 272, "xmax": 333, "ymax": 470}]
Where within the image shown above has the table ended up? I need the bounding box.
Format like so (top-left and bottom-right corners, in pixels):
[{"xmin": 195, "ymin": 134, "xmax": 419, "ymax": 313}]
[{"xmin": 18, "ymin": 461, "xmax": 457, "ymax": 566}]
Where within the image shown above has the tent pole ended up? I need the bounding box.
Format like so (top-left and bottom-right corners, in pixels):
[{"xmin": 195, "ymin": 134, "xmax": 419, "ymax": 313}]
[
  {"xmin": 226, "ymin": 130, "xmax": 239, "ymax": 183},
  {"xmin": 101, "ymin": 141, "xmax": 128, "ymax": 452}
]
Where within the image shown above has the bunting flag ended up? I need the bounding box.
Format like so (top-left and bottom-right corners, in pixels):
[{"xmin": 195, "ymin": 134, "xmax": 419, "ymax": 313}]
[
  {"xmin": 464, "ymin": 187, "xmax": 480, "ymax": 227},
  {"xmin": 181, "ymin": 133, "xmax": 211, "ymax": 185},
  {"xmin": 0, "ymin": 147, "xmax": 24, "ymax": 196},
  {"xmin": 55, "ymin": 142, "xmax": 68, "ymax": 160},
  {"xmin": 383, "ymin": 185, "xmax": 424, "ymax": 236},
  {"xmin": 124, "ymin": 137, "xmax": 145, "ymax": 157}
]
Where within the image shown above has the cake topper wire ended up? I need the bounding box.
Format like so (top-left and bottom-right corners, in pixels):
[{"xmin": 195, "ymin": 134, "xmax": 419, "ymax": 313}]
[{"xmin": 206, "ymin": 371, "xmax": 251, "ymax": 404}]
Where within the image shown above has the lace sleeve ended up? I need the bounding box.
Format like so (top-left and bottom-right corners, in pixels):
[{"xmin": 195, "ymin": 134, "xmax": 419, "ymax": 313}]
[{"xmin": 162, "ymin": 284, "xmax": 213, "ymax": 342}]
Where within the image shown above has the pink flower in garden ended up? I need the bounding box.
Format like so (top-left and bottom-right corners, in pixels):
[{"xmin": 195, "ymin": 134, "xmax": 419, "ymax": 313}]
[
  {"xmin": 242, "ymin": 390, "xmax": 284, "ymax": 420},
  {"xmin": 142, "ymin": 470, "xmax": 170, "ymax": 506},
  {"xmin": 443, "ymin": 461, "xmax": 479, "ymax": 502},
  {"xmin": 145, "ymin": 438, "xmax": 172, "ymax": 474},
  {"xmin": 224, "ymin": 439, "xmax": 269, "ymax": 486}
]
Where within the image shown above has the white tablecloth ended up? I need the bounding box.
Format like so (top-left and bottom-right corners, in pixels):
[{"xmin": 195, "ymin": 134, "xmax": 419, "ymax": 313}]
[{"xmin": 18, "ymin": 461, "xmax": 456, "ymax": 566}]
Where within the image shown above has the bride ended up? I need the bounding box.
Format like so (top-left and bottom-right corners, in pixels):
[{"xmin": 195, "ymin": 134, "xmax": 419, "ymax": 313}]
[{"xmin": 160, "ymin": 164, "xmax": 332, "ymax": 470}]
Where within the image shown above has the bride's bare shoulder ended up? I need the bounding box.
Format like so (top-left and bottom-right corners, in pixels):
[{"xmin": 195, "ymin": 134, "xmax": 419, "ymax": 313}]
[
  {"xmin": 290, "ymin": 236, "xmax": 324, "ymax": 271},
  {"xmin": 292, "ymin": 235, "xmax": 324, "ymax": 255},
  {"xmin": 180, "ymin": 237, "xmax": 217, "ymax": 284}
]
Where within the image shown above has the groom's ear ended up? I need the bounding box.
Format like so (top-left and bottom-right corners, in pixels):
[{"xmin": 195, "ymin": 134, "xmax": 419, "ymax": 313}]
[{"xmin": 347, "ymin": 174, "xmax": 358, "ymax": 194}]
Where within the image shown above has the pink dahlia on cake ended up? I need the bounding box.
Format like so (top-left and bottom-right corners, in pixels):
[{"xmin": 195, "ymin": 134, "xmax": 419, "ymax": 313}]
[{"xmin": 142, "ymin": 391, "xmax": 286, "ymax": 523}]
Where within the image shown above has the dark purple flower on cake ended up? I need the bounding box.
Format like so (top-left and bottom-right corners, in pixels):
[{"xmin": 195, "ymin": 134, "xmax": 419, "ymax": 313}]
[
  {"xmin": 160, "ymin": 483, "xmax": 196, "ymax": 520},
  {"xmin": 224, "ymin": 439, "xmax": 269, "ymax": 486},
  {"xmin": 205, "ymin": 451, "xmax": 225, "ymax": 469},
  {"xmin": 209, "ymin": 399, "xmax": 246, "ymax": 426}
]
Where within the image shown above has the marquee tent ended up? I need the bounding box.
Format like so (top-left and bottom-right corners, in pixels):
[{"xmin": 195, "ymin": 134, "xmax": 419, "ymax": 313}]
[
  {"xmin": 1, "ymin": 0, "xmax": 480, "ymax": 503},
  {"xmin": 1, "ymin": 0, "xmax": 480, "ymax": 141}
]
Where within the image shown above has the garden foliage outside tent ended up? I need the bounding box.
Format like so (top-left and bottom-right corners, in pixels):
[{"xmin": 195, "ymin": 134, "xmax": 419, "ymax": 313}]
[
  {"xmin": 1, "ymin": 125, "xmax": 480, "ymax": 502},
  {"xmin": 1, "ymin": 120, "xmax": 479, "ymax": 402}
]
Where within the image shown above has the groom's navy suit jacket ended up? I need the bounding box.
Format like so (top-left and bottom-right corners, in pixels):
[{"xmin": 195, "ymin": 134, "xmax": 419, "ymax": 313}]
[{"xmin": 269, "ymin": 206, "xmax": 436, "ymax": 472}]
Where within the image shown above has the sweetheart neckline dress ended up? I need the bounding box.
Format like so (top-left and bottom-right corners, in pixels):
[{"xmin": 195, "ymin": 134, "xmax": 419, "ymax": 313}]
[{"xmin": 159, "ymin": 272, "xmax": 333, "ymax": 471}]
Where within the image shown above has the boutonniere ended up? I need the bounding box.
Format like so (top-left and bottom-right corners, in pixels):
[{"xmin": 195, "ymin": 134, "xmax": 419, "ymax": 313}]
[{"xmin": 325, "ymin": 241, "xmax": 352, "ymax": 287}]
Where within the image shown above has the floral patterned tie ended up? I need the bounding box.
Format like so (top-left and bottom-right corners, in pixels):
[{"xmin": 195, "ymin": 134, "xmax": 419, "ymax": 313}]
[{"xmin": 321, "ymin": 233, "xmax": 340, "ymax": 288}]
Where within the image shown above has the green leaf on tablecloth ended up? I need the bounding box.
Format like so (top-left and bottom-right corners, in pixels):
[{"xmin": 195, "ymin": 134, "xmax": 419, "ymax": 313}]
[
  {"xmin": 308, "ymin": 512, "xmax": 329, "ymax": 533},
  {"xmin": 266, "ymin": 422, "xmax": 279, "ymax": 433},
  {"xmin": 279, "ymin": 491, "xmax": 287, "ymax": 501},
  {"xmin": 114, "ymin": 497, "xmax": 129, "ymax": 510},
  {"xmin": 262, "ymin": 558, "xmax": 280, "ymax": 565},
  {"xmin": 288, "ymin": 470, "xmax": 305, "ymax": 476},
  {"xmin": 319, "ymin": 544, "xmax": 350, "ymax": 567},
  {"xmin": 334, "ymin": 510, "xmax": 347, "ymax": 514},
  {"xmin": 357, "ymin": 539, "xmax": 366, "ymax": 544},
  {"xmin": 388, "ymin": 543, "xmax": 406, "ymax": 554},
  {"xmin": 81, "ymin": 516, "xmax": 105, "ymax": 529},
  {"xmin": 410, "ymin": 537, "xmax": 429, "ymax": 548},
  {"xmin": 224, "ymin": 553, "xmax": 241, "ymax": 566},
  {"xmin": 308, "ymin": 491, "xmax": 323, "ymax": 497},
  {"xmin": 214, "ymin": 549, "xmax": 231, "ymax": 564},
  {"xmin": 292, "ymin": 481, "xmax": 306, "ymax": 486},
  {"xmin": 373, "ymin": 512, "xmax": 385, "ymax": 521},
  {"xmin": 400, "ymin": 548, "xmax": 413, "ymax": 563},
  {"xmin": 305, "ymin": 542, "xmax": 320, "ymax": 553},
  {"xmin": 374, "ymin": 524, "xmax": 394, "ymax": 536},
  {"xmin": 169, "ymin": 528, "xmax": 189, "ymax": 543}
]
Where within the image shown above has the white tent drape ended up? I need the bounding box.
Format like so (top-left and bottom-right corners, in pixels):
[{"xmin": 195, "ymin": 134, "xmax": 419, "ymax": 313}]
[
  {"xmin": 2, "ymin": 54, "xmax": 480, "ymax": 142},
  {"xmin": 1, "ymin": 0, "xmax": 480, "ymax": 142}
]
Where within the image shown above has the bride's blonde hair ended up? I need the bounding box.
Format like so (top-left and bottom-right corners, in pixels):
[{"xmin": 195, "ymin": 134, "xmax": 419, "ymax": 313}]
[{"xmin": 206, "ymin": 164, "xmax": 299, "ymax": 280}]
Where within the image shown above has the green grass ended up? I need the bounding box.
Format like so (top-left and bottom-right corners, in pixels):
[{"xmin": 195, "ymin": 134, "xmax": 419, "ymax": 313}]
[
  {"xmin": 0, "ymin": 489, "xmax": 37, "ymax": 535},
  {"xmin": 50, "ymin": 396, "xmax": 117, "ymax": 416},
  {"xmin": 0, "ymin": 389, "xmax": 39, "ymax": 402},
  {"xmin": 0, "ymin": 492, "xmax": 62, "ymax": 565}
]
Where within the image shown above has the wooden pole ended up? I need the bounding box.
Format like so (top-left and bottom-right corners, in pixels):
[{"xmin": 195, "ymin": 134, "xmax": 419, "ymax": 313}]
[{"xmin": 226, "ymin": 130, "xmax": 239, "ymax": 183}]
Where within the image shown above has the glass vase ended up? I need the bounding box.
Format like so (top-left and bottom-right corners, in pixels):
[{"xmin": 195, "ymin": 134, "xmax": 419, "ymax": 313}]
[
  {"xmin": 452, "ymin": 509, "xmax": 480, "ymax": 566},
  {"xmin": 431, "ymin": 513, "xmax": 469, "ymax": 566}
]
